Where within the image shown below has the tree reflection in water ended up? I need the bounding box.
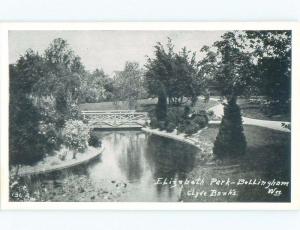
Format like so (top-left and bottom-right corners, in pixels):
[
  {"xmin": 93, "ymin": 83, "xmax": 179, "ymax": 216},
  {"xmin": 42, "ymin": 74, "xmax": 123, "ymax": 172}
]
[
  {"xmin": 88, "ymin": 130, "xmax": 198, "ymax": 201},
  {"xmin": 145, "ymin": 134, "xmax": 197, "ymax": 197},
  {"xmin": 117, "ymin": 132, "xmax": 144, "ymax": 182},
  {"xmin": 24, "ymin": 131, "xmax": 199, "ymax": 202}
]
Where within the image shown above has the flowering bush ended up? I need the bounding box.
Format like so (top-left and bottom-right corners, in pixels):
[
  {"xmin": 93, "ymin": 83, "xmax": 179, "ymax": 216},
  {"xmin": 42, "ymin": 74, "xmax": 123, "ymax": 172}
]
[
  {"xmin": 63, "ymin": 120, "xmax": 90, "ymax": 156},
  {"xmin": 9, "ymin": 169, "xmax": 31, "ymax": 201},
  {"xmin": 38, "ymin": 121, "xmax": 61, "ymax": 150},
  {"xmin": 57, "ymin": 148, "xmax": 68, "ymax": 161},
  {"xmin": 69, "ymin": 103, "xmax": 81, "ymax": 120},
  {"xmin": 10, "ymin": 172, "xmax": 46, "ymax": 202}
]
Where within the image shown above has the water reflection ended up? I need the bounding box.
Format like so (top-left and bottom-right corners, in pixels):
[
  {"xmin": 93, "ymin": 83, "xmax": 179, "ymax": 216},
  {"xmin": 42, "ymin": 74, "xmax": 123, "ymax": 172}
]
[
  {"xmin": 118, "ymin": 133, "xmax": 144, "ymax": 182},
  {"xmin": 88, "ymin": 130, "xmax": 198, "ymax": 201}
]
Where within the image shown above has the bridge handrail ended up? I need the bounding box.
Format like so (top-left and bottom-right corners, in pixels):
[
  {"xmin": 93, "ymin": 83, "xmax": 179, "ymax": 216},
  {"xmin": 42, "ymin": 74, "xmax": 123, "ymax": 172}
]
[
  {"xmin": 81, "ymin": 110, "xmax": 149, "ymax": 128},
  {"xmin": 82, "ymin": 110, "xmax": 148, "ymax": 115}
]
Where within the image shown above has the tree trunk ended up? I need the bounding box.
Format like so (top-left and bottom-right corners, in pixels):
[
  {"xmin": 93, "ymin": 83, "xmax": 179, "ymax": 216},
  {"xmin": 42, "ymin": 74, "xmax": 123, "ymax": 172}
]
[{"xmin": 73, "ymin": 150, "xmax": 77, "ymax": 159}]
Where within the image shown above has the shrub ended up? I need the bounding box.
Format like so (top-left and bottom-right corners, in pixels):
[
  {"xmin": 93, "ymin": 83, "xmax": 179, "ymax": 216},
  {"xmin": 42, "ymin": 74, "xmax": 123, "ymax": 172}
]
[
  {"xmin": 196, "ymin": 109, "xmax": 207, "ymax": 116},
  {"xmin": 150, "ymin": 117, "xmax": 159, "ymax": 129},
  {"xmin": 167, "ymin": 107, "xmax": 186, "ymax": 124},
  {"xmin": 69, "ymin": 103, "xmax": 81, "ymax": 120},
  {"xmin": 177, "ymin": 123, "xmax": 185, "ymax": 134},
  {"xmin": 39, "ymin": 122, "xmax": 62, "ymax": 152},
  {"xmin": 184, "ymin": 121, "xmax": 200, "ymax": 136},
  {"xmin": 213, "ymin": 99, "xmax": 247, "ymax": 158},
  {"xmin": 183, "ymin": 105, "xmax": 191, "ymax": 119},
  {"xmin": 88, "ymin": 132, "xmax": 102, "ymax": 147},
  {"xmin": 9, "ymin": 175, "xmax": 31, "ymax": 201},
  {"xmin": 166, "ymin": 122, "xmax": 176, "ymax": 132},
  {"xmin": 58, "ymin": 149, "xmax": 68, "ymax": 161},
  {"xmin": 166, "ymin": 110, "xmax": 178, "ymax": 124},
  {"xmin": 260, "ymin": 99, "xmax": 290, "ymax": 117},
  {"xmin": 158, "ymin": 121, "xmax": 166, "ymax": 130},
  {"xmin": 192, "ymin": 114, "xmax": 208, "ymax": 129},
  {"xmin": 63, "ymin": 120, "xmax": 90, "ymax": 157}
]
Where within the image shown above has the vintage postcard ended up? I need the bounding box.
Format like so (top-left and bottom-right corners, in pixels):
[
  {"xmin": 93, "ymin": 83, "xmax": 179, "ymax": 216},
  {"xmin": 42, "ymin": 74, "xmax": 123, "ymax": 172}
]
[{"xmin": 0, "ymin": 22, "xmax": 299, "ymax": 210}]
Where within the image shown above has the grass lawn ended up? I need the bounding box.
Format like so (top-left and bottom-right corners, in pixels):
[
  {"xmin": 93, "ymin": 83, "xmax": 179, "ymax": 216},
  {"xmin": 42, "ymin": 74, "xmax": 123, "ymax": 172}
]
[
  {"xmin": 79, "ymin": 98, "xmax": 157, "ymax": 111},
  {"xmin": 181, "ymin": 124, "xmax": 291, "ymax": 202},
  {"xmin": 238, "ymin": 98, "xmax": 290, "ymax": 121},
  {"xmin": 79, "ymin": 98, "xmax": 219, "ymax": 113}
]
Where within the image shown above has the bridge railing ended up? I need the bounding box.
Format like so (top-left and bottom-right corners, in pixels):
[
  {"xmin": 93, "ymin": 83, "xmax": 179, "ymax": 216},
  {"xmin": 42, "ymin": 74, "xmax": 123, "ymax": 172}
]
[
  {"xmin": 82, "ymin": 110, "xmax": 148, "ymax": 118},
  {"xmin": 81, "ymin": 110, "xmax": 149, "ymax": 128},
  {"xmin": 82, "ymin": 110, "xmax": 143, "ymax": 114}
]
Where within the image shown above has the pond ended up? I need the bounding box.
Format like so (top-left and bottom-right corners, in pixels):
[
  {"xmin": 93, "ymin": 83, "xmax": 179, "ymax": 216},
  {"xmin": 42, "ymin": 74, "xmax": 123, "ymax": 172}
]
[
  {"xmin": 25, "ymin": 130, "xmax": 199, "ymax": 202},
  {"xmin": 90, "ymin": 130, "xmax": 198, "ymax": 201}
]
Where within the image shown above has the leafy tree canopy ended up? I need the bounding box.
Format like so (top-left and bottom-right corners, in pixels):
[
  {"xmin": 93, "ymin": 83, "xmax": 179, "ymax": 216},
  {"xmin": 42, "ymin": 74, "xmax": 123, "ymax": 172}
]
[
  {"xmin": 199, "ymin": 30, "xmax": 291, "ymax": 106},
  {"xmin": 113, "ymin": 61, "xmax": 147, "ymax": 109},
  {"xmin": 199, "ymin": 32, "xmax": 257, "ymax": 101},
  {"xmin": 80, "ymin": 68, "xmax": 114, "ymax": 103},
  {"xmin": 145, "ymin": 38, "xmax": 205, "ymax": 106}
]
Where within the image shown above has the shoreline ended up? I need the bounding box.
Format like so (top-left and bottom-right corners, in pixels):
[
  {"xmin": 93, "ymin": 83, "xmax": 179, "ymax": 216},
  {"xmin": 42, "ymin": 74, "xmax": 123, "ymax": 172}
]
[
  {"xmin": 141, "ymin": 127, "xmax": 205, "ymax": 150},
  {"xmin": 16, "ymin": 147, "xmax": 104, "ymax": 177}
]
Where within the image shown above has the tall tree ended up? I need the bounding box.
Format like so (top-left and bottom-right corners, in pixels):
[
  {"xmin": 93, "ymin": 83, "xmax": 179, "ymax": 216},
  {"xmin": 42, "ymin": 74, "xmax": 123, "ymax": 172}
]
[
  {"xmin": 200, "ymin": 32, "xmax": 256, "ymax": 102},
  {"xmin": 42, "ymin": 38, "xmax": 83, "ymax": 126},
  {"xmin": 246, "ymin": 31, "xmax": 291, "ymax": 114},
  {"xmin": 145, "ymin": 38, "xmax": 204, "ymax": 106},
  {"xmin": 200, "ymin": 32, "xmax": 251, "ymax": 157},
  {"xmin": 80, "ymin": 68, "xmax": 114, "ymax": 103},
  {"xmin": 113, "ymin": 62, "xmax": 147, "ymax": 109},
  {"xmin": 155, "ymin": 82, "xmax": 167, "ymax": 121},
  {"xmin": 9, "ymin": 38, "xmax": 87, "ymax": 164},
  {"xmin": 9, "ymin": 52, "xmax": 48, "ymax": 164}
]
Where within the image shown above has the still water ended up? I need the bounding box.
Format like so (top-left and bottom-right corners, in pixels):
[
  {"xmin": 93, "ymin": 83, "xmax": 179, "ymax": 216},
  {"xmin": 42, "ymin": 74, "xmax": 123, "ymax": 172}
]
[
  {"xmin": 28, "ymin": 130, "xmax": 198, "ymax": 202},
  {"xmin": 87, "ymin": 130, "xmax": 198, "ymax": 201}
]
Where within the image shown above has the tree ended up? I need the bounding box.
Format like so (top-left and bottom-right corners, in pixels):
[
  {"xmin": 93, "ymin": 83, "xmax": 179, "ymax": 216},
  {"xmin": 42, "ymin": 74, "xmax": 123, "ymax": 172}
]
[
  {"xmin": 145, "ymin": 38, "xmax": 204, "ymax": 106},
  {"xmin": 245, "ymin": 31, "xmax": 291, "ymax": 114},
  {"xmin": 201, "ymin": 30, "xmax": 291, "ymax": 110},
  {"xmin": 9, "ymin": 38, "xmax": 86, "ymax": 165},
  {"xmin": 155, "ymin": 82, "xmax": 167, "ymax": 121},
  {"xmin": 9, "ymin": 94, "xmax": 47, "ymax": 164},
  {"xmin": 80, "ymin": 68, "xmax": 114, "ymax": 103},
  {"xmin": 113, "ymin": 62, "xmax": 147, "ymax": 109},
  {"xmin": 258, "ymin": 57, "xmax": 290, "ymax": 114},
  {"xmin": 200, "ymin": 32, "xmax": 256, "ymax": 101},
  {"xmin": 40, "ymin": 38, "xmax": 83, "ymax": 127},
  {"xmin": 200, "ymin": 32, "xmax": 250, "ymax": 157},
  {"xmin": 9, "ymin": 54, "xmax": 48, "ymax": 164}
]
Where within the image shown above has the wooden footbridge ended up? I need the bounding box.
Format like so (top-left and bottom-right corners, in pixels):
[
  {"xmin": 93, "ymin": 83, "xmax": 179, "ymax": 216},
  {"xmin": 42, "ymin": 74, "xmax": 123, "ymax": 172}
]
[{"xmin": 82, "ymin": 110, "xmax": 149, "ymax": 129}]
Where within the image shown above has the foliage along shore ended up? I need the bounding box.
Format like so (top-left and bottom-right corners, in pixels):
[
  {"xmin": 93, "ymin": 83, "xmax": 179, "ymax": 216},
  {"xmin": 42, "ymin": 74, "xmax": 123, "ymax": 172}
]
[{"xmin": 11, "ymin": 146, "xmax": 103, "ymax": 177}]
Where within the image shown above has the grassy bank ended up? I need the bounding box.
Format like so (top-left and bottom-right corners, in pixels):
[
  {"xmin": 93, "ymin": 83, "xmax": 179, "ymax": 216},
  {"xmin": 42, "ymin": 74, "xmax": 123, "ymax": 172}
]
[
  {"xmin": 238, "ymin": 99, "xmax": 290, "ymax": 121},
  {"xmin": 181, "ymin": 124, "xmax": 291, "ymax": 202},
  {"xmin": 79, "ymin": 98, "xmax": 219, "ymax": 113}
]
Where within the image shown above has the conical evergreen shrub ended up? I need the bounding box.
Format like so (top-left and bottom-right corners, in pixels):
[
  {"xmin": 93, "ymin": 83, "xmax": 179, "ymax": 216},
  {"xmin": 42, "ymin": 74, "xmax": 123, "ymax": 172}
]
[{"xmin": 213, "ymin": 98, "xmax": 247, "ymax": 158}]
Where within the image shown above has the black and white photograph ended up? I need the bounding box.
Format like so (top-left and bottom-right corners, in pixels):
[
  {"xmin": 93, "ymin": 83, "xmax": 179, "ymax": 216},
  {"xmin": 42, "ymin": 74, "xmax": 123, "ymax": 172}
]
[{"xmin": 1, "ymin": 24, "xmax": 295, "ymax": 206}]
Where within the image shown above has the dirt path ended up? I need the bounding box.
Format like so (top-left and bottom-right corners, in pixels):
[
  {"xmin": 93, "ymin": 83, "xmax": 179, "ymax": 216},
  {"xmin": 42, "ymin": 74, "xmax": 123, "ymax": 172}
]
[{"xmin": 208, "ymin": 101, "xmax": 291, "ymax": 133}]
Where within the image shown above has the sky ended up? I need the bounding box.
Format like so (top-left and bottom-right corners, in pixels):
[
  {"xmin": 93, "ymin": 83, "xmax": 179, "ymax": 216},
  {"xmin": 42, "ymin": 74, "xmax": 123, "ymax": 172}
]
[{"xmin": 9, "ymin": 30, "xmax": 224, "ymax": 75}]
